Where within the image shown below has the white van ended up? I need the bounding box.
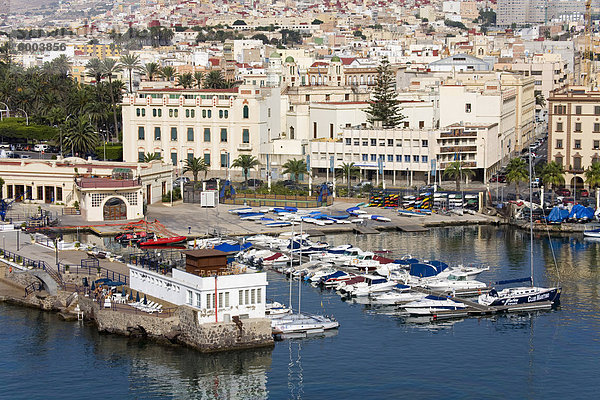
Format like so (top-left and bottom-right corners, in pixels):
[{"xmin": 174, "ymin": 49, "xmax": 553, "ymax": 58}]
[{"xmin": 34, "ymin": 144, "xmax": 49, "ymax": 152}]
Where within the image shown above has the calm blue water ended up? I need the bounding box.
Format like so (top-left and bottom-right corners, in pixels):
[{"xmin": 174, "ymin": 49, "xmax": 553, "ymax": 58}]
[{"xmin": 1, "ymin": 226, "xmax": 599, "ymax": 399}]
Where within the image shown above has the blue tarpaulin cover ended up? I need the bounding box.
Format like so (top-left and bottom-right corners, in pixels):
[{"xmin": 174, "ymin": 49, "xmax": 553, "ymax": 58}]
[
  {"xmin": 547, "ymin": 207, "xmax": 569, "ymax": 223},
  {"xmin": 213, "ymin": 242, "xmax": 252, "ymax": 253},
  {"xmin": 410, "ymin": 263, "xmax": 439, "ymax": 277}
]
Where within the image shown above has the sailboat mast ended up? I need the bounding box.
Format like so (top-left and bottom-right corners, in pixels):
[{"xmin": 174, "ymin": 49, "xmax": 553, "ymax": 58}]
[
  {"xmin": 289, "ymin": 223, "xmax": 294, "ymax": 310},
  {"xmin": 529, "ymin": 147, "xmax": 534, "ymax": 287},
  {"xmin": 298, "ymin": 219, "xmax": 302, "ymax": 315}
]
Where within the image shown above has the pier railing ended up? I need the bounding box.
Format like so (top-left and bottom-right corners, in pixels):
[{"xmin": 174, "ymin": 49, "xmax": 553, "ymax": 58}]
[
  {"xmin": 57, "ymin": 261, "xmax": 129, "ymax": 286},
  {"xmin": 0, "ymin": 247, "xmax": 63, "ymax": 287}
]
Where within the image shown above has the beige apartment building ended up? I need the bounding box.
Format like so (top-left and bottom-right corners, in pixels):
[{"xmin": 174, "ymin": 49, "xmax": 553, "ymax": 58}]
[{"xmin": 548, "ymin": 85, "xmax": 600, "ymax": 190}]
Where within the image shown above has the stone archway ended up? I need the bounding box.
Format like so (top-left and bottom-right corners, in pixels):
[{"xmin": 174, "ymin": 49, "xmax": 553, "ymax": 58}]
[
  {"xmin": 570, "ymin": 176, "xmax": 584, "ymax": 192},
  {"xmin": 103, "ymin": 197, "xmax": 127, "ymax": 221}
]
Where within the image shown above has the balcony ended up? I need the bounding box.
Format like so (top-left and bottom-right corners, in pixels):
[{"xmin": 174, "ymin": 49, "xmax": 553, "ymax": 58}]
[
  {"xmin": 440, "ymin": 131, "xmax": 477, "ymax": 138},
  {"xmin": 440, "ymin": 146, "xmax": 477, "ymax": 153},
  {"xmin": 237, "ymin": 143, "xmax": 252, "ymax": 151},
  {"xmin": 76, "ymin": 177, "xmax": 141, "ymax": 189},
  {"xmin": 439, "ymin": 161, "xmax": 477, "ymax": 169}
]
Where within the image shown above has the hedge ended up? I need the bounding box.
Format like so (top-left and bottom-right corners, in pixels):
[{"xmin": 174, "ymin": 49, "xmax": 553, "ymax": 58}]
[
  {"xmin": 94, "ymin": 144, "xmax": 123, "ymax": 161},
  {"xmin": 0, "ymin": 118, "xmax": 58, "ymax": 141}
]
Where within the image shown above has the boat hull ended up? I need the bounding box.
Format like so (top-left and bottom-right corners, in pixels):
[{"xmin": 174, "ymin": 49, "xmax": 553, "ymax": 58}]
[{"xmin": 482, "ymin": 287, "xmax": 561, "ymax": 307}]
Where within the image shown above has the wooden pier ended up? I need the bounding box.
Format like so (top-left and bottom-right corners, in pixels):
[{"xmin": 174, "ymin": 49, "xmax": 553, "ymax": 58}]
[
  {"xmin": 353, "ymin": 225, "xmax": 380, "ymax": 235},
  {"xmin": 395, "ymin": 224, "xmax": 428, "ymax": 233}
]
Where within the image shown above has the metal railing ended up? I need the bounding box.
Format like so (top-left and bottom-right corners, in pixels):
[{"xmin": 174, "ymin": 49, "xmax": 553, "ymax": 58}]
[
  {"xmin": 24, "ymin": 281, "xmax": 42, "ymax": 296},
  {"xmin": 0, "ymin": 247, "xmax": 63, "ymax": 287},
  {"xmin": 57, "ymin": 261, "xmax": 129, "ymax": 285}
]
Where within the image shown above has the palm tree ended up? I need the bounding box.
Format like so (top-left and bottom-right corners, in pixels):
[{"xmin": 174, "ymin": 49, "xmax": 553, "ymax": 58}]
[
  {"xmin": 231, "ymin": 155, "xmax": 260, "ymax": 187},
  {"xmin": 100, "ymin": 58, "xmax": 123, "ymax": 141},
  {"xmin": 160, "ymin": 66, "xmax": 177, "ymax": 82},
  {"xmin": 85, "ymin": 58, "xmax": 103, "ymax": 83},
  {"xmin": 505, "ymin": 158, "xmax": 529, "ymax": 199},
  {"xmin": 144, "ymin": 62, "xmax": 160, "ymax": 82},
  {"xmin": 183, "ymin": 156, "xmax": 208, "ymax": 182},
  {"xmin": 119, "ymin": 54, "xmax": 141, "ymax": 93},
  {"xmin": 282, "ymin": 158, "xmax": 307, "ymax": 183},
  {"xmin": 177, "ymin": 72, "xmax": 194, "ymax": 89},
  {"xmin": 584, "ymin": 162, "xmax": 600, "ymax": 191},
  {"xmin": 203, "ymin": 70, "xmax": 226, "ymax": 89},
  {"xmin": 540, "ymin": 161, "xmax": 565, "ymax": 203},
  {"xmin": 143, "ymin": 152, "xmax": 162, "ymax": 162},
  {"xmin": 443, "ymin": 160, "xmax": 475, "ymax": 191},
  {"xmin": 336, "ymin": 162, "xmax": 360, "ymax": 195},
  {"xmin": 64, "ymin": 116, "xmax": 98, "ymax": 156},
  {"xmin": 193, "ymin": 71, "xmax": 204, "ymax": 88},
  {"xmin": 0, "ymin": 177, "xmax": 5, "ymax": 198}
]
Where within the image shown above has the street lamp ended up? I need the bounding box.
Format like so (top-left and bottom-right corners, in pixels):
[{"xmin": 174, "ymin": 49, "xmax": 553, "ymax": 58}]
[
  {"xmin": 0, "ymin": 102, "xmax": 8, "ymax": 121},
  {"xmin": 61, "ymin": 114, "xmax": 74, "ymax": 157},
  {"xmin": 16, "ymin": 108, "xmax": 28, "ymax": 126}
]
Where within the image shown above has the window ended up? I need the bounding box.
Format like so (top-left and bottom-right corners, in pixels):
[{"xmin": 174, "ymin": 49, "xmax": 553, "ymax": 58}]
[
  {"xmin": 204, "ymin": 153, "xmax": 210, "ymax": 166},
  {"xmin": 196, "ymin": 293, "xmax": 201, "ymax": 307},
  {"xmin": 138, "ymin": 127, "xmax": 145, "ymax": 140},
  {"xmin": 190, "ymin": 109, "xmax": 195, "ymax": 118},
  {"xmin": 305, "ymin": 94, "xmax": 310, "ymax": 102},
  {"xmin": 387, "ymin": 155, "xmax": 393, "ymax": 162},
  {"xmin": 419, "ymin": 121, "xmax": 425, "ymax": 129},
  {"xmin": 256, "ymin": 288, "xmax": 261, "ymax": 304},
  {"xmin": 362, "ymin": 154, "xmax": 368, "ymax": 161},
  {"xmin": 187, "ymin": 290, "xmax": 193, "ymax": 305},
  {"xmin": 187, "ymin": 152, "xmax": 194, "ymax": 161},
  {"xmin": 219, "ymin": 109, "xmax": 224, "ymax": 119},
  {"xmin": 594, "ymin": 140, "xmax": 600, "ymax": 150},
  {"xmin": 345, "ymin": 94, "xmax": 350, "ymax": 101},
  {"xmin": 158, "ymin": 109, "xmax": 162, "ymax": 117},
  {"xmin": 242, "ymin": 129, "xmax": 250, "ymax": 144},
  {"xmin": 465, "ymin": 103, "xmax": 472, "ymax": 113},
  {"xmin": 404, "ymin": 155, "xmax": 410, "ymax": 162},
  {"xmin": 186, "ymin": 109, "xmax": 190, "ymax": 118},
  {"xmin": 224, "ymin": 110, "xmax": 228, "ymax": 119},
  {"xmin": 413, "ymin": 155, "xmax": 419, "ymax": 162},
  {"xmin": 204, "ymin": 128, "xmax": 210, "ymax": 142},
  {"xmin": 206, "ymin": 293, "xmax": 214, "ymax": 309},
  {"xmin": 555, "ymin": 156, "xmax": 563, "ymax": 166},
  {"xmin": 170, "ymin": 127, "xmax": 177, "ymax": 141},
  {"xmin": 152, "ymin": 108, "xmax": 157, "ymax": 117},
  {"xmin": 169, "ymin": 108, "xmax": 173, "ymax": 117},
  {"xmin": 574, "ymin": 139, "xmax": 581, "ymax": 149},
  {"xmin": 556, "ymin": 139, "xmax": 563, "ymax": 149},
  {"xmin": 575, "ymin": 123, "xmax": 582, "ymax": 132},
  {"xmin": 396, "ymin": 155, "xmax": 401, "ymax": 162},
  {"xmin": 574, "ymin": 156, "xmax": 582, "ymax": 170},
  {"xmin": 575, "ymin": 105, "xmax": 582, "ymax": 115},
  {"xmin": 325, "ymin": 94, "xmax": 330, "ymax": 101},
  {"xmin": 251, "ymin": 289, "xmax": 256, "ymax": 304},
  {"xmin": 154, "ymin": 127, "xmax": 161, "ymax": 140},
  {"xmin": 207, "ymin": 110, "xmax": 211, "ymax": 118},
  {"xmin": 595, "ymin": 106, "xmax": 600, "ymax": 115},
  {"xmin": 387, "ymin": 139, "xmax": 393, "ymax": 147},
  {"xmin": 171, "ymin": 152, "xmax": 177, "ymax": 166},
  {"xmin": 370, "ymin": 139, "xmax": 376, "ymax": 146},
  {"xmin": 595, "ymin": 123, "xmax": 600, "ymax": 133},
  {"xmin": 174, "ymin": 109, "xmax": 178, "ymax": 117},
  {"xmin": 220, "ymin": 128, "xmax": 227, "ymax": 142},
  {"xmin": 187, "ymin": 128, "xmax": 194, "ymax": 141},
  {"xmin": 141, "ymin": 108, "xmax": 145, "ymax": 117},
  {"xmin": 245, "ymin": 289, "xmax": 249, "ymax": 305},
  {"xmin": 202, "ymin": 109, "xmax": 206, "ymax": 118},
  {"xmin": 243, "ymin": 105, "xmax": 249, "ymax": 119},
  {"xmin": 345, "ymin": 138, "xmax": 351, "ymax": 145},
  {"xmin": 370, "ymin": 154, "xmax": 376, "ymax": 161},
  {"xmin": 290, "ymin": 126, "xmax": 295, "ymax": 139},
  {"xmin": 354, "ymin": 140, "xmax": 359, "ymax": 146},
  {"xmin": 138, "ymin": 152, "xmax": 144, "ymax": 162},
  {"xmin": 422, "ymin": 155, "xmax": 428, "ymax": 163},
  {"xmin": 239, "ymin": 290, "xmax": 244, "ymax": 305},
  {"xmin": 396, "ymin": 139, "xmax": 402, "ymax": 147},
  {"xmin": 218, "ymin": 292, "xmax": 223, "ymax": 308},
  {"xmin": 556, "ymin": 122, "xmax": 563, "ymax": 132},
  {"xmin": 362, "ymin": 140, "xmax": 368, "ymax": 146},
  {"xmin": 224, "ymin": 292, "xmax": 230, "ymax": 307},
  {"xmin": 268, "ymin": 108, "xmax": 271, "ymax": 117},
  {"xmin": 136, "ymin": 108, "xmax": 141, "ymax": 117},
  {"xmin": 221, "ymin": 153, "xmax": 228, "ymax": 167}
]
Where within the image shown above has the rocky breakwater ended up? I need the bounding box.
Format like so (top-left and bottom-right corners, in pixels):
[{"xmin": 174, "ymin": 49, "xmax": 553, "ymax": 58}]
[{"xmin": 78, "ymin": 297, "xmax": 274, "ymax": 352}]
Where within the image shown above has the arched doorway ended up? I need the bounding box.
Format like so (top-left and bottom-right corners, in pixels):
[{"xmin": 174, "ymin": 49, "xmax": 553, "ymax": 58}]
[
  {"xmin": 571, "ymin": 176, "xmax": 584, "ymax": 194},
  {"xmin": 103, "ymin": 197, "xmax": 127, "ymax": 221}
]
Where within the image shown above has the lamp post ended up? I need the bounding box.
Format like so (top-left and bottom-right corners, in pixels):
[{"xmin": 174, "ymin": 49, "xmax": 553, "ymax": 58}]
[
  {"xmin": 61, "ymin": 114, "xmax": 74, "ymax": 157},
  {"xmin": 16, "ymin": 108, "xmax": 28, "ymax": 126}
]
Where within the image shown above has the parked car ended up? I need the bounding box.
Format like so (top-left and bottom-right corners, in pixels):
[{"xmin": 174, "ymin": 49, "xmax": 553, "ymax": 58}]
[
  {"xmin": 578, "ymin": 189, "xmax": 589, "ymax": 198},
  {"xmin": 173, "ymin": 176, "xmax": 190, "ymax": 188},
  {"xmin": 562, "ymin": 197, "xmax": 575, "ymax": 205},
  {"xmin": 34, "ymin": 144, "xmax": 49, "ymax": 152},
  {"xmin": 555, "ymin": 188, "xmax": 571, "ymax": 197},
  {"xmin": 496, "ymin": 175, "xmax": 507, "ymax": 183},
  {"xmin": 246, "ymin": 179, "xmax": 263, "ymax": 187}
]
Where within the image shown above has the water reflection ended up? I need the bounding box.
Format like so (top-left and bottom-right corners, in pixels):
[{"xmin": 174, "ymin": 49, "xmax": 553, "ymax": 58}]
[{"xmin": 287, "ymin": 341, "xmax": 304, "ymax": 400}]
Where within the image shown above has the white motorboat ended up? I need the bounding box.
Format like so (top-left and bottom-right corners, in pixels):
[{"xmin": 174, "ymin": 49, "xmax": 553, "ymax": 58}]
[
  {"xmin": 307, "ymin": 267, "xmax": 338, "ymax": 283},
  {"xmin": 370, "ymin": 289, "xmax": 426, "ymax": 305},
  {"xmin": 344, "ymin": 275, "xmax": 396, "ymax": 297},
  {"xmin": 436, "ymin": 264, "xmax": 490, "ymax": 280},
  {"xmin": 265, "ymin": 301, "xmax": 292, "ymax": 317},
  {"xmin": 424, "ymin": 274, "xmax": 487, "ymax": 292},
  {"xmin": 402, "ymin": 295, "xmax": 468, "ymax": 315},
  {"xmin": 271, "ymin": 312, "xmax": 339, "ymax": 334}
]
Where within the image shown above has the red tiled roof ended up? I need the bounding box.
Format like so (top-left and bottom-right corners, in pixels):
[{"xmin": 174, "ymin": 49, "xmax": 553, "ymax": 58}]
[{"xmin": 340, "ymin": 57, "xmax": 356, "ymax": 65}]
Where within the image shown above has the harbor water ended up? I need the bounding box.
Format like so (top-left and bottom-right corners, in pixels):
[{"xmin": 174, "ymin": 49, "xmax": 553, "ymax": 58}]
[{"xmin": 1, "ymin": 226, "xmax": 599, "ymax": 399}]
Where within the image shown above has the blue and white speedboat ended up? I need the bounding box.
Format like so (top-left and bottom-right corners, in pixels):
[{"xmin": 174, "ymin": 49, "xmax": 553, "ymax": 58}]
[{"xmin": 402, "ymin": 295, "xmax": 467, "ymax": 315}]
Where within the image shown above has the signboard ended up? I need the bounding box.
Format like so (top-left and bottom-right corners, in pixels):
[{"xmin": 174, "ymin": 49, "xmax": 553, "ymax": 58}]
[
  {"xmin": 329, "ymin": 156, "xmax": 334, "ymax": 173},
  {"xmin": 431, "ymin": 159, "xmax": 437, "ymax": 177},
  {"xmin": 306, "ymin": 155, "xmax": 311, "ymax": 172},
  {"xmin": 377, "ymin": 157, "xmax": 384, "ymax": 175}
]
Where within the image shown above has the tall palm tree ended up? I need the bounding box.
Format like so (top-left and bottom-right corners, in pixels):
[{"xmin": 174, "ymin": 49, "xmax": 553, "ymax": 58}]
[
  {"xmin": 119, "ymin": 54, "xmax": 141, "ymax": 93},
  {"xmin": 143, "ymin": 152, "xmax": 162, "ymax": 162},
  {"xmin": 144, "ymin": 62, "xmax": 160, "ymax": 82},
  {"xmin": 443, "ymin": 160, "xmax": 475, "ymax": 191},
  {"xmin": 282, "ymin": 158, "xmax": 307, "ymax": 183},
  {"xmin": 177, "ymin": 72, "xmax": 194, "ymax": 89},
  {"xmin": 540, "ymin": 161, "xmax": 565, "ymax": 203},
  {"xmin": 505, "ymin": 158, "xmax": 529, "ymax": 199},
  {"xmin": 183, "ymin": 156, "xmax": 208, "ymax": 182},
  {"xmin": 85, "ymin": 58, "xmax": 103, "ymax": 83},
  {"xmin": 160, "ymin": 66, "xmax": 177, "ymax": 82},
  {"xmin": 584, "ymin": 162, "xmax": 600, "ymax": 191},
  {"xmin": 100, "ymin": 58, "xmax": 123, "ymax": 141},
  {"xmin": 336, "ymin": 162, "xmax": 360, "ymax": 194},
  {"xmin": 231, "ymin": 155, "xmax": 260, "ymax": 187},
  {"xmin": 193, "ymin": 71, "xmax": 204, "ymax": 88},
  {"xmin": 65, "ymin": 116, "xmax": 98, "ymax": 156},
  {"xmin": 203, "ymin": 70, "xmax": 226, "ymax": 89}
]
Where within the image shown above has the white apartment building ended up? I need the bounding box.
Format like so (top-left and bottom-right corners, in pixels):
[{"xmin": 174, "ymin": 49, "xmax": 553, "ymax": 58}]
[{"xmin": 121, "ymin": 85, "xmax": 280, "ymax": 179}]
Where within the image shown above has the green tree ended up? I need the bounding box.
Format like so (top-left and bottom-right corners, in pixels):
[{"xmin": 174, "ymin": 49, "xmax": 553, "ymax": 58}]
[
  {"xmin": 119, "ymin": 54, "xmax": 141, "ymax": 93},
  {"xmin": 443, "ymin": 160, "xmax": 475, "ymax": 191},
  {"xmin": 540, "ymin": 161, "xmax": 565, "ymax": 203},
  {"xmin": 584, "ymin": 162, "xmax": 600, "ymax": 190},
  {"xmin": 100, "ymin": 58, "xmax": 123, "ymax": 141},
  {"xmin": 231, "ymin": 155, "xmax": 260, "ymax": 187},
  {"xmin": 282, "ymin": 158, "xmax": 307, "ymax": 183},
  {"xmin": 177, "ymin": 72, "xmax": 194, "ymax": 89},
  {"xmin": 160, "ymin": 66, "xmax": 177, "ymax": 82},
  {"xmin": 183, "ymin": 156, "xmax": 208, "ymax": 182},
  {"xmin": 143, "ymin": 152, "xmax": 162, "ymax": 162},
  {"xmin": 336, "ymin": 162, "xmax": 360, "ymax": 195},
  {"xmin": 364, "ymin": 57, "xmax": 404, "ymax": 128},
  {"xmin": 0, "ymin": 177, "xmax": 5, "ymax": 197},
  {"xmin": 203, "ymin": 70, "xmax": 226, "ymax": 89},
  {"xmin": 64, "ymin": 116, "xmax": 98, "ymax": 156},
  {"xmin": 193, "ymin": 71, "xmax": 204, "ymax": 88},
  {"xmin": 144, "ymin": 62, "xmax": 160, "ymax": 82},
  {"xmin": 85, "ymin": 58, "xmax": 103, "ymax": 83},
  {"xmin": 505, "ymin": 157, "xmax": 529, "ymax": 199}
]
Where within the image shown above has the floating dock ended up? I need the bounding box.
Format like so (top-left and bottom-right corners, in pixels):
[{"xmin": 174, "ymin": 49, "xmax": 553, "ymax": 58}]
[{"xmin": 353, "ymin": 225, "xmax": 380, "ymax": 235}]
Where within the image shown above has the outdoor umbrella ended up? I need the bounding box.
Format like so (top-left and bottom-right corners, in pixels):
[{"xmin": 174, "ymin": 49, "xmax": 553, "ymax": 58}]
[
  {"xmin": 122, "ymin": 287, "xmax": 126, "ymax": 297},
  {"xmin": 135, "ymin": 292, "xmax": 140, "ymax": 302},
  {"xmin": 82, "ymin": 277, "xmax": 89, "ymax": 287},
  {"xmin": 129, "ymin": 291, "xmax": 134, "ymax": 301},
  {"xmin": 143, "ymin": 294, "xmax": 147, "ymax": 305},
  {"xmin": 91, "ymin": 282, "xmax": 96, "ymax": 291}
]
